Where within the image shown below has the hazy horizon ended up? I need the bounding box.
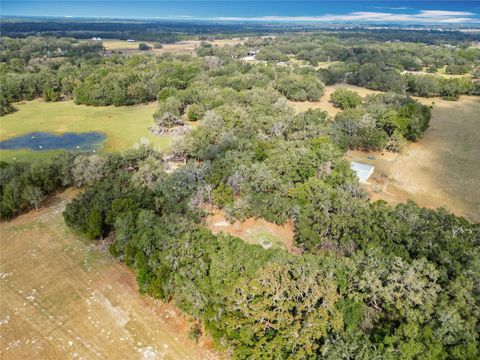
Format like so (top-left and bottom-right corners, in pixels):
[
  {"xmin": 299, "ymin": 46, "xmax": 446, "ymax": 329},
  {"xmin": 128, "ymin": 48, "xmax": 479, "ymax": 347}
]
[{"xmin": 2, "ymin": 1, "xmax": 480, "ymax": 24}]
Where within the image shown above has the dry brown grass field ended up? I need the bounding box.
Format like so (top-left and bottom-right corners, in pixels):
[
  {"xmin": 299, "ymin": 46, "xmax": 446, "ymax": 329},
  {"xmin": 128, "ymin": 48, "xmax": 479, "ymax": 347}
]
[
  {"xmin": 103, "ymin": 38, "xmax": 244, "ymax": 56},
  {"xmin": 0, "ymin": 189, "xmax": 219, "ymax": 360}
]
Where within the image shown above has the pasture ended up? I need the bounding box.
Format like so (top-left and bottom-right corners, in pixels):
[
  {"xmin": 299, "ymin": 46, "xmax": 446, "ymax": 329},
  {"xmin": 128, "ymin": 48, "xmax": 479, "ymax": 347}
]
[
  {"xmin": 0, "ymin": 100, "xmax": 170, "ymax": 161},
  {"xmin": 0, "ymin": 190, "xmax": 218, "ymax": 360},
  {"xmin": 103, "ymin": 38, "xmax": 245, "ymax": 56}
]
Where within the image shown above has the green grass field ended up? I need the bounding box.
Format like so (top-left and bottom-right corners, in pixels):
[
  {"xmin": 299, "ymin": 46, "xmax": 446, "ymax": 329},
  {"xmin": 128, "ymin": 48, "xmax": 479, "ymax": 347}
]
[{"xmin": 0, "ymin": 100, "xmax": 171, "ymax": 162}]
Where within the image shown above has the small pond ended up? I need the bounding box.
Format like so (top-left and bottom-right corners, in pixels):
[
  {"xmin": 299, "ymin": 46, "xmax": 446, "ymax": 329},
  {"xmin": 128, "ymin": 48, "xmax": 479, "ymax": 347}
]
[{"xmin": 0, "ymin": 132, "xmax": 106, "ymax": 151}]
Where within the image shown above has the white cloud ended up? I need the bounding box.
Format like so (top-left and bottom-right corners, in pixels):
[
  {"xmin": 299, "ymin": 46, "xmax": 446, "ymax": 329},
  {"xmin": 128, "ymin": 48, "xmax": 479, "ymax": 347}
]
[{"xmin": 212, "ymin": 10, "xmax": 478, "ymax": 24}]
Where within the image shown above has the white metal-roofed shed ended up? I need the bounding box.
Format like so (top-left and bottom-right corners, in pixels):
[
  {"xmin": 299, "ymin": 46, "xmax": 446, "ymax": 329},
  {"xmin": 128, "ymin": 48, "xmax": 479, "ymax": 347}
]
[{"xmin": 350, "ymin": 162, "xmax": 374, "ymax": 183}]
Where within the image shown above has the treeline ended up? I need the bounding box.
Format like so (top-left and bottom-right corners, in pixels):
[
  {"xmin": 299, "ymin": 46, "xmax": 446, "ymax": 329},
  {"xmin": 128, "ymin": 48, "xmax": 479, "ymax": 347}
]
[
  {"xmin": 318, "ymin": 62, "xmax": 479, "ymax": 99},
  {"xmin": 0, "ymin": 19, "xmax": 289, "ymax": 40},
  {"xmin": 0, "ymin": 52, "xmax": 203, "ymax": 113},
  {"xmin": 0, "ymin": 36, "xmax": 104, "ymax": 62},
  {"xmin": 3, "ymin": 18, "xmax": 479, "ymax": 45},
  {"xmin": 0, "ymin": 154, "xmax": 74, "ymax": 218}
]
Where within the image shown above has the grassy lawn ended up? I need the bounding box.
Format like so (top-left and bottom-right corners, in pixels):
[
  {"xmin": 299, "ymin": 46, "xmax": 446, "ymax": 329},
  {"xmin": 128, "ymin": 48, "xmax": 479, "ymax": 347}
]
[{"xmin": 0, "ymin": 100, "xmax": 171, "ymax": 162}]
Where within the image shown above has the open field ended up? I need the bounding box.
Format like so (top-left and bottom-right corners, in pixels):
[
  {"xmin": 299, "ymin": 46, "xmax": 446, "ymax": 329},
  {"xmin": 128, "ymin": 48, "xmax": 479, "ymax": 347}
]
[
  {"xmin": 0, "ymin": 100, "xmax": 169, "ymax": 162},
  {"xmin": 288, "ymin": 84, "xmax": 382, "ymax": 117},
  {"xmin": 205, "ymin": 209, "xmax": 297, "ymax": 253},
  {"xmin": 103, "ymin": 38, "xmax": 245, "ymax": 56},
  {"xmin": 0, "ymin": 189, "xmax": 219, "ymax": 360},
  {"xmin": 403, "ymin": 66, "xmax": 472, "ymax": 79},
  {"xmin": 347, "ymin": 95, "xmax": 480, "ymax": 221}
]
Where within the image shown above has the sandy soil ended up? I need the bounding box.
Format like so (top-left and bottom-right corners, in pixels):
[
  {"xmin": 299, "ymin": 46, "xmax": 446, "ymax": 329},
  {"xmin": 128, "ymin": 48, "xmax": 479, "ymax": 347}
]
[
  {"xmin": 0, "ymin": 189, "xmax": 220, "ymax": 360},
  {"xmin": 288, "ymin": 84, "xmax": 382, "ymax": 117},
  {"xmin": 347, "ymin": 95, "xmax": 480, "ymax": 221},
  {"xmin": 204, "ymin": 209, "xmax": 299, "ymax": 254}
]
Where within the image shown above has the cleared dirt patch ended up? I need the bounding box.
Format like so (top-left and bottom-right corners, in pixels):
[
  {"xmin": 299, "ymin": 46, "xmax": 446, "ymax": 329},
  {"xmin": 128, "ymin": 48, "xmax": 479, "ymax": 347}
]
[
  {"xmin": 0, "ymin": 190, "xmax": 220, "ymax": 360},
  {"xmin": 288, "ymin": 84, "xmax": 382, "ymax": 117},
  {"xmin": 347, "ymin": 95, "xmax": 480, "ymax": 221},
  {"xmin": 204, "ymin": 209, "xmax": 297, "ymax": 253}
]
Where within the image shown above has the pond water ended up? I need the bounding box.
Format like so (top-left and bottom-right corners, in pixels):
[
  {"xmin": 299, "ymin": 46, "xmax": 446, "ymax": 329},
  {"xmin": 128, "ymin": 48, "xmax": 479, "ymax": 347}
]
[{"xmin": 0, "ymin": 132, "xmax": 106, "ymax": 151}]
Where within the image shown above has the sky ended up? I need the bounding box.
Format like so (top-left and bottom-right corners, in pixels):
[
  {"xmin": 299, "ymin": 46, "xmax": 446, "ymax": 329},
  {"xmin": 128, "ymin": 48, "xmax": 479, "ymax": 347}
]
[{"xmin": 1, "ymin": 1, "xmax": 480, "ymax": 24}]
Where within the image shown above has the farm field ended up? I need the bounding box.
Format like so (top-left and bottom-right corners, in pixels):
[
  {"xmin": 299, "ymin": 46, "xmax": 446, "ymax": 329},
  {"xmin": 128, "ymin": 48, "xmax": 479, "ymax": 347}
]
[
  {"xmin": 347, "ymin": 95, "xmax": 480, "ymax": 221},
  {"xmin": 103, "ymin": 38, "xmax": 245, "ymax": 55},
  {"xmin": 0, "ymin": 189, "xmax": 219, "ymax": 360},
  {"xmin": 0, "ymin": 100, "xmax": 169, "ymax": 162}
]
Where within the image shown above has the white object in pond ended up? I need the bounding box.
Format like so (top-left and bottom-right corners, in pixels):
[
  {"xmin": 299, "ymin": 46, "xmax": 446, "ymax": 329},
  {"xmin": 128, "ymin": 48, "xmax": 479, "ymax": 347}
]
[
  {"xmin": 76, "ymin": 146, "xmax": 80, "ymax": 149},
  {"xmin": 350, "ymin": 162, "xmax": 374, "ymax": 183},
  {"xmin": 38, "ymin": 145, "xmax": 43, "ymax": 149}
]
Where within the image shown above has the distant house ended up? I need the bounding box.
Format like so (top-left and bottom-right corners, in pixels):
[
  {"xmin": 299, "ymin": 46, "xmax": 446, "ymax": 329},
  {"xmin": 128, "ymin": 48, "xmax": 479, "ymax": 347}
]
[
  {"xmin": 350, "ymin": 162, "xmax": 374, "ymax": 183},
  {"xmin": 276, "ymin": 61, "xmax": 288, "ymax": 66},
  {"xmin": 247, "ymin": 50, "xmax": 257, "ymax": 56}
]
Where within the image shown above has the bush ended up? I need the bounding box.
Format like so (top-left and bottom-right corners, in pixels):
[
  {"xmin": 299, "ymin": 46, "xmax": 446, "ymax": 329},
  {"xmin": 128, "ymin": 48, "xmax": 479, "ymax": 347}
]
[
  {"xmin": 330, "ymin": 88, "xmax": 362, "ymax": 109},
  {"xmin": 186, "ymin": 103, "xmax": 205, "ymax": 121},
  {"xmin": 138, "ymin": 43, "xmax": 151, "ymax": 51},
  {"xmin": 275, "ymin": 74, "xmax": 324, "ymax": 101}
]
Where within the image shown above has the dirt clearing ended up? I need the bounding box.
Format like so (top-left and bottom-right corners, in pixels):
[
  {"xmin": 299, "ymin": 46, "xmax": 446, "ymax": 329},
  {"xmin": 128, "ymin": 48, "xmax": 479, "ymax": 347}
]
[
  {"xmin": 347, "ymin": 95, "xmax": 480, "ymax": 221},
  {"xmin": 204, "ymin": 209, "xmax": 297, "ymax": 253},
  {"xmin": 0, "ymin": 190, "xmax": 219, "ymax": 359}
]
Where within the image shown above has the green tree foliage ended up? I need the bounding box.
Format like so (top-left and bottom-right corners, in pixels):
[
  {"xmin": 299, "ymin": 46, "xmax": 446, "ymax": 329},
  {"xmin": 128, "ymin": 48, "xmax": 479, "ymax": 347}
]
[
  {"xmin": 0, "ymin": 154, "xmax": 76, "ymax": 219},
  {"xmin": 275, "ymin": 73, "xmax": 324, "ymax": 101},
  {"xmin": 332, "ymin": 93, "xmax": 430, "ymax": 151},
  {"xmin": 222, "ymin": 255, "xmax": 343, "ymax": 359},
  {"xmin": 138, "ymin": 42, "xmax": 152, "ymax": 51},
  {"xmin": 330, "ymin": 87, "xmax": 362, "ymax": 109}
]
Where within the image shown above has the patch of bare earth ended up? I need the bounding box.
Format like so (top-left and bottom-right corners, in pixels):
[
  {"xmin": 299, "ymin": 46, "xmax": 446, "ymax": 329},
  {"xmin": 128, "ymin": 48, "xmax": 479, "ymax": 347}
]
[
  {"xmin": 346, "ymin": 95, "xmax": 480, "ymax": 221},
  {"xmin": 0, "ymin": 189, "xmax": 220, "ymax": 360},
  {"xmin": 204, "ymin": 209, "xmax": 300, "ymax": 254}
]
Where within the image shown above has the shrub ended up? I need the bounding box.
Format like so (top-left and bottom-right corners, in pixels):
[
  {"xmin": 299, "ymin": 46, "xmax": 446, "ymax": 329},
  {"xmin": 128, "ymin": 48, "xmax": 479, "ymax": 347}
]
[
  {"xmin": 138, "ymin": 43, "xmax": 151, "ymax": 51},
  {"xmin": 330, "ymin": 88, "xmax": 362, "ymax": 109}
]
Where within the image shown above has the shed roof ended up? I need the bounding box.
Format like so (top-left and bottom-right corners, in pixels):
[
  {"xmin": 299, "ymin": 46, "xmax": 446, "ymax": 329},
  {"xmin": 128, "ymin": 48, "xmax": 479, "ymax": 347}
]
[{"xmin": 350, "ymin": 162, "xmax": 374, "ymax": 183}]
